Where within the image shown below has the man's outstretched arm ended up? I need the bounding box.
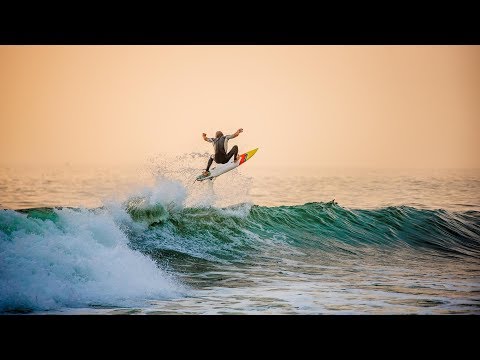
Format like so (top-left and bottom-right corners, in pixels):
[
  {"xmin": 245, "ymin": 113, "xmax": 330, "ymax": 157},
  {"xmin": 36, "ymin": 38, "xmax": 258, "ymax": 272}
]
[
  {"xmin": 229, "ymin": 128, "xmax": 243, "ymax": 139},
  {"xmin": 202, "ymin": 133, "xmax": 212, "ymax": 142}
]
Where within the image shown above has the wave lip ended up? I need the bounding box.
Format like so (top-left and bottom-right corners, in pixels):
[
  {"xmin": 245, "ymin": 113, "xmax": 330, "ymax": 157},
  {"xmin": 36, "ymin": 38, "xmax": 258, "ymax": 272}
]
[
  {"xmin": 246, "ymin": 202, "xmax": 480, "ymax": 256},
  {"xmin": 124, "ymin": 200, "xmax": 480, "ymax": 258}
]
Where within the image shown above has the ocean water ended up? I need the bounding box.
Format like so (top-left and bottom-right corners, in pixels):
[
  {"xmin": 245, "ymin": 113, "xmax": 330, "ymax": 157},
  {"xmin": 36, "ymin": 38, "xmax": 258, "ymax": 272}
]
[{"xmin": 1, "ymin": 157, "xmax": 479, "ymax": 314}]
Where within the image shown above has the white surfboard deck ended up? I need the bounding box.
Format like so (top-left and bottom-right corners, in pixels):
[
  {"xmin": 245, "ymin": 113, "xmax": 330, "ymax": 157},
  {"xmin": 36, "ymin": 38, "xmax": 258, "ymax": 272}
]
[{"xmin": 196, "ymin": 148, "xmax": 258, "ymax": 182}]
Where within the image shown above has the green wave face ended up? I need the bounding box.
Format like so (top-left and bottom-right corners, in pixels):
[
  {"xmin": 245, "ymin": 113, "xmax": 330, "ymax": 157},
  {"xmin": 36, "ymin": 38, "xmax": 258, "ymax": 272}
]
[{"xmin": 1, "ymin": 201, "xmax": 479, "ymax": 313}]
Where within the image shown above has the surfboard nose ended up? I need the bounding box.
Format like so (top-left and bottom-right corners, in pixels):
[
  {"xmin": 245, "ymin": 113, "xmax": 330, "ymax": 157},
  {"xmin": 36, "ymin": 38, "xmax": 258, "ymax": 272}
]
[
  {"xmin": 246, "ymin": 148, "xmax": 258, "ymax": 158},
  {"xmin": 239, "ymin": 148, "xmax": 258, "ymax": 165}
]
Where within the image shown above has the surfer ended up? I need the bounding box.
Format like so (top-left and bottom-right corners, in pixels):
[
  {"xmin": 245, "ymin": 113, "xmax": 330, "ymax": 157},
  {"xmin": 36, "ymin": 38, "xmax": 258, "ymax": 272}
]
[{"xmin": 202, "ymin": 128, "xmax": 243, "ymax": 177}]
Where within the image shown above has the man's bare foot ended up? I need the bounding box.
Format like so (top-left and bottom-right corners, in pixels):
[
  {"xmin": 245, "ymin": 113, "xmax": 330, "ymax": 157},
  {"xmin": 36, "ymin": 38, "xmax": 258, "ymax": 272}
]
[{"xmin": 202, "ymin": 170, "xmax": 210, "ymax": 177}]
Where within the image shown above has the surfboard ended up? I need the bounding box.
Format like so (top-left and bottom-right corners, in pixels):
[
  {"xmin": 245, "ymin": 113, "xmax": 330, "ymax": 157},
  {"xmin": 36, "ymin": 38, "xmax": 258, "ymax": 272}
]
[{"xmin": 196, "ymin": 148, "xmax": 258, "ymax": 182}]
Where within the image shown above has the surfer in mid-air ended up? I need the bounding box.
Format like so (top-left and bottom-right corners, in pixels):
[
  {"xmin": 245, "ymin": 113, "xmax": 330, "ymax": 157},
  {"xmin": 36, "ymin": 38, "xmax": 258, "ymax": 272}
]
[{"xmin": 202, "ymin": 128, "xmax": 243, "ymax": 177}]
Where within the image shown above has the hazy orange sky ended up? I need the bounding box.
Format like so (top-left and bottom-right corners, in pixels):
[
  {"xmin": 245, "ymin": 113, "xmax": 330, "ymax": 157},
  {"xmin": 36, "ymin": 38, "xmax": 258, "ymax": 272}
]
[{"xmin": 1, "ymin": 45, "xmax": 479, "ymax": 169}]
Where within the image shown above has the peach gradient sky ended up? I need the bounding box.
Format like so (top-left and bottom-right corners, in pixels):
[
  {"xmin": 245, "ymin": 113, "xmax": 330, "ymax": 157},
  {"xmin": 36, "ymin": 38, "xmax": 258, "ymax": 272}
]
[{"xmin": 1, "ymin": 45, "xmax": 479, "ymax": 169}]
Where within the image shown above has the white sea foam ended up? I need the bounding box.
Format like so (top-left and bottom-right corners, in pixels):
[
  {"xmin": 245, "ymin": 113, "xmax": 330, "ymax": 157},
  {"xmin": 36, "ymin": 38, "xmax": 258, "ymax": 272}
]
[{"xmin": 0, "ymin": 207, "xmax": 183, "ymax": 312}]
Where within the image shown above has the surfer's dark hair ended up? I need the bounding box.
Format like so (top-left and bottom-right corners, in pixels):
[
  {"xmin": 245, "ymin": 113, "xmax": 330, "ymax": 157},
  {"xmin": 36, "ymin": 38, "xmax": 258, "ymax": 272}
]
[{"xmin": 216, "ymin": 131, "xmax": 223, "ymax": 138}]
